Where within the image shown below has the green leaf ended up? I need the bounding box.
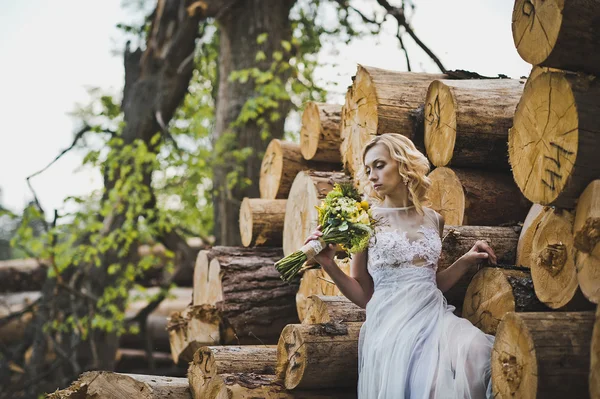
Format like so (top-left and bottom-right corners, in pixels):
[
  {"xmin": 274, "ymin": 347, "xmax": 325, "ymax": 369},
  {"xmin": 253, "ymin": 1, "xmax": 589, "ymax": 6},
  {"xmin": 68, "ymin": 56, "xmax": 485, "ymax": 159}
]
[{"xmin": 257, "ymin": 33, "xmax": 268, "ymax": 44}]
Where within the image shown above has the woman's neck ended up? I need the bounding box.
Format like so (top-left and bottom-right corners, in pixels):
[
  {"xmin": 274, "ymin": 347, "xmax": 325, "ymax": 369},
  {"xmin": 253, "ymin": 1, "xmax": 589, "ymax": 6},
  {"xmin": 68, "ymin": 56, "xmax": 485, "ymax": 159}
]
[{"xmin": 382, "ymin": 193, "xmax": 413, "ymax": 209}]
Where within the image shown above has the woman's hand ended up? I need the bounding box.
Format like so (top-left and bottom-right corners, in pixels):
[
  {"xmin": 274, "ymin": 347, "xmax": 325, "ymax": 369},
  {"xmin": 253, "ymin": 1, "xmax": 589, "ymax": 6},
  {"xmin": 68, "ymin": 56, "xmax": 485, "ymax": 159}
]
[
  {"xmin": 461, "ymin": 240, "xmax": 497, "ymax": 270},
  {"xmin": 304, "ymin": 225, "xmax": 336, "ymax": 268}
]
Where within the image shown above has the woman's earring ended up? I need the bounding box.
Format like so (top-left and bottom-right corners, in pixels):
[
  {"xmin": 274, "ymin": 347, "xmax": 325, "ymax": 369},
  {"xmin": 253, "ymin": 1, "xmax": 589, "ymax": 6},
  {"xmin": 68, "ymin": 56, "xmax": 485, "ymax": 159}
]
[{"xmin": 402, "ymin": 176, "xmax": 409, "ymax": 185}]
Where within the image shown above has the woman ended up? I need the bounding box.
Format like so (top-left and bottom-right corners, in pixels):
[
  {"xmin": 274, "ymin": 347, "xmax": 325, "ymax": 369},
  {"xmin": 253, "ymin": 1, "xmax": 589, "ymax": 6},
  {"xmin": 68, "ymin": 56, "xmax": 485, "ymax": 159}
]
[{"xmin": 305, "ymin": 133, "xmax": 496, "ymax": 398}]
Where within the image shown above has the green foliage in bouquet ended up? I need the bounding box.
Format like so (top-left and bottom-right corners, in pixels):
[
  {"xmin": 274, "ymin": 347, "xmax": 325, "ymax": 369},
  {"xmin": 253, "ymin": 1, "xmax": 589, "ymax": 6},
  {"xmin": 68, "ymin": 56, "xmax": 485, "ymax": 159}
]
[{"xmin": 275, "ymin": 182, "xmax": 378, "ymax": 282}]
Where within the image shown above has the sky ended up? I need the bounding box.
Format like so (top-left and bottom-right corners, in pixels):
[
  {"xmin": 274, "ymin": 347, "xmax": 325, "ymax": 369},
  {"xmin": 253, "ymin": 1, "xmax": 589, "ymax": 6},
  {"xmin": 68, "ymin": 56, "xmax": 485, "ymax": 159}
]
[{"xmin": 0, "ymin": 0, "xmax": 531, "ymax": 216}]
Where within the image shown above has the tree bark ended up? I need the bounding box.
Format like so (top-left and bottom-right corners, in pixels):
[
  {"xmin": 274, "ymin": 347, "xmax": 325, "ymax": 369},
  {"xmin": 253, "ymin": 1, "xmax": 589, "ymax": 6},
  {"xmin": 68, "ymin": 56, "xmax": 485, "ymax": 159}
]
[
  {"xmin": 462, "ymin": 267, "xmax": 548, "ymax": 335},
  {"xmin": 427, "ymin": 167, "xmax": 531, "ymax": 226},
  {"xmin": 491, "ymin": 311, "xmax": 594, "ymax": 399},
  {"xmin": 512, "ymin": 0, "xmax": 600, "ymax": 76},
  {"xmin": 276, "ymin": 322, "xmax": 362, "ymax": 390},
  {"xmin": 509, "ymin": 70, "xmax": 600, "ymax": 208},
  {"xmin": 239, "ymin": 198, "xmax": 286, "ymax": 247},
  {"xmin": 300, "ymin": 102, "xmax": 343, "ymax": 163},
  {"xmin": 282, "ymin": 171, "xmax": 352, "ymax": 256},
  {"xmin": 212, "ymin": 0, "xmax": 297, "ymax": 246},
  {"xmin": 591, "ymin": 306, "xmax": 600, "ymax": 399},
  {"xmin": 192, "ymin": 246, "xmax": 299, "ymax": 344},
  {"xmin": 424, "ymin": 79, "xmax": 524, "ymax": 171},
  {"xmin": 47, "ymin": 371, "xmax": 191, "ymax": 399}
]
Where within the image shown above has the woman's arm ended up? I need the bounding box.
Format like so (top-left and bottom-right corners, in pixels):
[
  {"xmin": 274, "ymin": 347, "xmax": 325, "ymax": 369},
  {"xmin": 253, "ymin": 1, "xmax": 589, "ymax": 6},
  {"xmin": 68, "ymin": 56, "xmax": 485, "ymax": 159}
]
[
  {"xmin": 434, "ymin": 213, "xmax": 497, "ymax": 293},
  {"xmin": 320, "ymin": 251, "xmax": 374, "ymax": 309}
]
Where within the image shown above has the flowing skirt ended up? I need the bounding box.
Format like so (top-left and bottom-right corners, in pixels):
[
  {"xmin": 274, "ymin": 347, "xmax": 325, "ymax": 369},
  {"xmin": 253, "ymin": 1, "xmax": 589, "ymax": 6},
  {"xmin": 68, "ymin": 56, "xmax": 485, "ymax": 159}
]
[{"xmin": 358, "ymin": 267, "xmax": 494, "ymax": 399}]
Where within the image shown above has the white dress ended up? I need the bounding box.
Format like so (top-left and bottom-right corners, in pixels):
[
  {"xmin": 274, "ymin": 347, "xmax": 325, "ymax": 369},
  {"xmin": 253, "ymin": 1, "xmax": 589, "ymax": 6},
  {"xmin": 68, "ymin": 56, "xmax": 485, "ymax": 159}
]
[{"xmin": 358, "ymin": 207, "xmax": 494, "ymax": 399}]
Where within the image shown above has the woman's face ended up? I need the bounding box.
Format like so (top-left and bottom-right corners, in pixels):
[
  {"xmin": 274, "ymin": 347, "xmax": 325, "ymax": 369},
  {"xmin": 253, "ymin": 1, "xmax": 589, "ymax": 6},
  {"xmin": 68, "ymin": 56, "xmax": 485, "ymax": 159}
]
[{"xmin": 363, "ymin": 144, "xmax": 403, "ymax": 197}]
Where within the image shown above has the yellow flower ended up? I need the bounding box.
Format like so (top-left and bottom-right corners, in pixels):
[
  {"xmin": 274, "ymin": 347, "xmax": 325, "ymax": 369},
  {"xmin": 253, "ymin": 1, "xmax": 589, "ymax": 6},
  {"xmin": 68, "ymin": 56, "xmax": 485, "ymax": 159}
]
[{"xmin": 360, "ymin": 200, "xmax": 369, "ymax": 210}]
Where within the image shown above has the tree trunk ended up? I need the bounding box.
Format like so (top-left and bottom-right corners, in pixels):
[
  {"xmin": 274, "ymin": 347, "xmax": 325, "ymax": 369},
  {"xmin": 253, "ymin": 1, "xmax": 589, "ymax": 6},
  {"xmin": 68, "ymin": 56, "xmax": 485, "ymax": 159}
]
[
  {"xmin": 300, "ymin": 102, "xmax": 343, "ymax": 163},
  {"xmin": 512, "ymin": 0, "xmax": 600, "ymax": 76},
  {"xmin": 427, "ymin": 167, "xmax": 531, "ymax": 226},
  {"xmin": 491, "ymin": 311, "xmax": 594, "ymax": 399},
  {"xmin": 282, "ymin": 171, "xmax": 352, "ymax": 256},
  {"xmin": 212, "ymin": 0, "xmax": 296, "ymax": 246},
  {"xmin": 192, "ymin": 246, "xmax": 299, "ymax": 344},
  {"xmin": 239, "ymin": 198, "xmax": 286, "ymax": 247},
  {"xmin": 296, "ymin": 259, "xmax": 350, "ymax": 322},
  {"xmin": 424, "ymin": 79, "xmax": 524, "ymax": 171},
  {"xmin": 303, "ymin": 295, "xmax": 365, "ymax": 325},
  {"xmin": 187, "ymin": 345, "xmax": 277, "ymax": 398},
  {"xmin": 341, "ymin": 65, "xmax": 446, "ymax": 175},
  {"xmin": 509, "ymin": 70, "xmax": 600, "ymax": 208},
  {"xmin": 47, "ymin": 371, "xmax": 191, "ymax": 399},
  {"xmin": 516, "ymin": 204, "xmax": 547, "ymax": 269},
  {"xmin": 574, "ymin": 180, "xmax": 600, "ymax": 303},
  {"xmin": 276, "ymin": 322, "xmax": 362, "ymax": 390},
  {"xmin": 0, "ymin": 259, "xmax": 47, "ymax": 293},
  {"xmin": 462, "ymin": 267, "xmax": 548, "ymax": 335},
  {"xmin": 438, "ymin": 225, "xmax": 519, "ymax": 313},
  {"xmin": 531, "ymin": 207, "xmax": 592, "ymax": 310}
]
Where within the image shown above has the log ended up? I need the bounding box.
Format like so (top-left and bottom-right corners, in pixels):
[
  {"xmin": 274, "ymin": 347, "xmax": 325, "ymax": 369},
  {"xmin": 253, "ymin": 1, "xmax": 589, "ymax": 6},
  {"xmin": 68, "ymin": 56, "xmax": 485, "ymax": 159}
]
[
  {"xmin": 574, "ymin": 180, "xmax": 600, "ymax": 303},
  {"xmin": 491, "ymin": 311, "xmax": 594, "ymax": 399},
  {"xmin": 296, "ymin": 258, "xmax": 350, "ymax": 322},
  {"xmin": 187, "ymin": 345, "xmax": 277, "ymax": 398},
  {"xmin": 282, "ymin": 170, "xmax": 352, "ymax": 256},
  {"xmin": 438, "ymin": 225, "xmax": 520, "ymax": 313},
  {"xmin": 341, "ymin": 65, "xmax": 446, "ymax": 175},
  {"xmin": 210, "ymin": 373, "xmax": 356, "ymax": 399},
  {"xmin": 303, "ymin": 295, "xmax": 365, "ymax": 325},
  {"xmin": 46, "ymin": 371, "xmax": 191, "ymax": 399},
  {"xmin": 193, "ymin": 246, "xmax": 299, "ymax": 344},
  {"xmin": 340, "ymin": 86, "xmax": 357, "ymax": 175},
  {"xmin": 531, "ymin": 207, "xmax": 592, "ymax": 309},
  {"xmin": 515, "ymin": 204, "xmax": 547, "ymax": 269},
  {"xmin": 462, "ymin": 267, "xmax": 548, "ymax": 335},
  {"xmin": 167, "ymin": 305, "xmax": 230, "ymax": 364},
  {"xmin": 115, "ymin": 349, "xmax": 185, "ymax": 377},
  {"xmin": 239, "ymin": 198, "xmax": 286, "ymax": 247},
  {"xmin": 591, "ymin": 306, "xmax": 600, "ymax": 399},
  {"xmin": 424, "ymin": 79, "xmax": 524, "ymax": 170},
  {"xmin": 259, "ymin": 139, "xmax": 339, "ymax": 200},
  {"xmin": 427, "ymin": 167, "xmax": 531, "ymax": 226},
  {"xmin": 276, "ymin": 322, "xmax": 362, "ymax": 390},
  {"xmin": 300, "ymin": 102, "xmax": 342, "ymax": 163},
  {"xmin": 512, "ymin": 0, "xmax": 600, "ymax": 76},
  {"xmin": 0, "ymin": 291, "xmax": 40, "ymax": 345},
  {"xmin": 509, "ymin": 70, "xmax": 600, "ymax": 208},
  {"xmin": 0, "ymin": 259, "xmax": 47, "ymax": 293}
]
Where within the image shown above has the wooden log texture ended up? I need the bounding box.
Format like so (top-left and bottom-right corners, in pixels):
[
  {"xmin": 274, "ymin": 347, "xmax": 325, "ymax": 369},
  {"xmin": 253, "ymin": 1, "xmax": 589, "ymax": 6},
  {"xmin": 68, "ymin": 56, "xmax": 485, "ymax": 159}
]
[
  {"xmin": 438, "ymin": 225, "xmax": 520, "ymax": 313},
  {"xmin": 341, "ymin": 65, "xmax": 446, "ymax": 175},
  {"xmin": 462, "ymin": 267, "xmax": 549, "ymax": 335},
  {"xmin": 531, "ymin": 207, "xmax": 592, "ymax": 309},
  {"xmin": 491, "ymin": 311, "xmax": 594, "ymax": 399},
  {"xmin": 296, "ymin": 258, "xmax": 350, "ymax": 322},
  {"xmin": 428, "ymin": 167, "xmax": 531, "ymax": 226},
  {"xmin": 0, "ymin": 291, "xmax": 40, "ymax": 345},
  {"xmin": 509, "ymin": 70, "xmax": 600, "ymax": 208},
  {"xmin": 303, "ymin": 295, "xmax": 365, "ymax": 325},
  {"xmin": 516, "ymin": 204, "xmax": 547, "ymax": 269},
  {"xmin": 591, "ymin": 306, "xmax": 600, "ymax": 399},
  {"xmin": 276, "ymin": 322, "xmax": 362, "ymax": 390},
  {"xmin": 46, "ymin": 371, "xmax": 191, "ymax": 399},
  {"xmin": 239, "ymin": 198, "xmax": 286, "ymax": 247},
  {"xmin": 0, "ymin": 259, "xmax": 47, "ymax": 293},
  {"xmin": 282, "ymin": 171, "xmax": 352, "ymax": 256},
  {"xmin": 300, "ymin": 102, "xmax": 342, "ymax": 163},
  {"xmin": 424, "ymin": 79, "xmax": 524, "ymax": 170},
  {"xmin": 574, "ymin": 180, "xmax": 600, "ymax": 303},
  {"xmin": 512, "ymin": 0, "xmax": 600, "ymax": 76},
  {"xmin": 187, "ymin": 345, "xmax": 277, "ymax": 399},
  {"xmin": 193, "ymin": 246, "xmax": 299, "ymax": 344},
  {"xmin": 259, "ymin": 139, "xmax": 339, "ymax": 199}
]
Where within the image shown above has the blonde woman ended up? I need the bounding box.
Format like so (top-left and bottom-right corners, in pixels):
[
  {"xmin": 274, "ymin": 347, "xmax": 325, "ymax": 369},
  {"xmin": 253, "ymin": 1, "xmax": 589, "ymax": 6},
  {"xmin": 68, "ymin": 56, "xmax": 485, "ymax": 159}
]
[{"xmin": 305, "ymin": 133, "xmax": 496, "ymax": 398}]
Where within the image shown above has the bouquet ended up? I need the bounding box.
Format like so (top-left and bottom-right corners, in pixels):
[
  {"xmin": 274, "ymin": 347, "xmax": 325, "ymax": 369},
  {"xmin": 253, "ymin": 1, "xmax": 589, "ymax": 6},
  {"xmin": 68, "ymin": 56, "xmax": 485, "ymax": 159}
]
[{"xmin": 275, "ymin": 182, "xmax": 378, "ymax": 282}]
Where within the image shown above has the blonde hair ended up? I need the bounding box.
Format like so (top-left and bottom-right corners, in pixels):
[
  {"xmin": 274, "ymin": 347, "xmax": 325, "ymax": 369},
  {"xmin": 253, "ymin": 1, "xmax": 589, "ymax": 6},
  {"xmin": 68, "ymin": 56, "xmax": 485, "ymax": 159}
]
[{"xmin": 359, "ymin": 133, "xmax": 432, "ymax": 215}]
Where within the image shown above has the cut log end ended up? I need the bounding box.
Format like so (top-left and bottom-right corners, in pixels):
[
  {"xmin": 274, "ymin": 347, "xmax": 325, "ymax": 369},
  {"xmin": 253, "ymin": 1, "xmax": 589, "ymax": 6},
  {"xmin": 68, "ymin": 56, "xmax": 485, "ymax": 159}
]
[
  {"xmin": 301, "ymin": 102, "xmax": 323, "ymax": 160},
  {"xmin": 427, "ymin": 167, "xmax": 465, "ymax": 225},
  {"xmin": 259, "ymin": 139, "xmax": 286, "ymax": 199},
  {"xmin": 424, "ymin": 80, "xmax": 456, "ymax": 167},
  {"xmin": 239, "ymin": 198, "xmax": 253, "ymax": 247},
  {"xmin": 512, "ymin": 0, "xmax": 561, "ymax": 66}
]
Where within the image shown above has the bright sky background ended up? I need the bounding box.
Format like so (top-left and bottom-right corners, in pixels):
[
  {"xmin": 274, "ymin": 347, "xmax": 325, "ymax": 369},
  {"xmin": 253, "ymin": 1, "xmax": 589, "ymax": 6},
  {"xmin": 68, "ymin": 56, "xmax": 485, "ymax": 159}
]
[{"xmin": 0, "ymin": 0, "xmax": 531, "ymax": 215}]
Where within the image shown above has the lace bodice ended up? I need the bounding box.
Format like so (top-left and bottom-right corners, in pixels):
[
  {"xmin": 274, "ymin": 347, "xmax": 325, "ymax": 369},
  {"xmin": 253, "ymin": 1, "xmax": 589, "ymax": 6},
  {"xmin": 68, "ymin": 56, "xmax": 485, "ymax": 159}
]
[{"xmin": 367, "ymin": 207, "xmax": 442, "ymax": 287}]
